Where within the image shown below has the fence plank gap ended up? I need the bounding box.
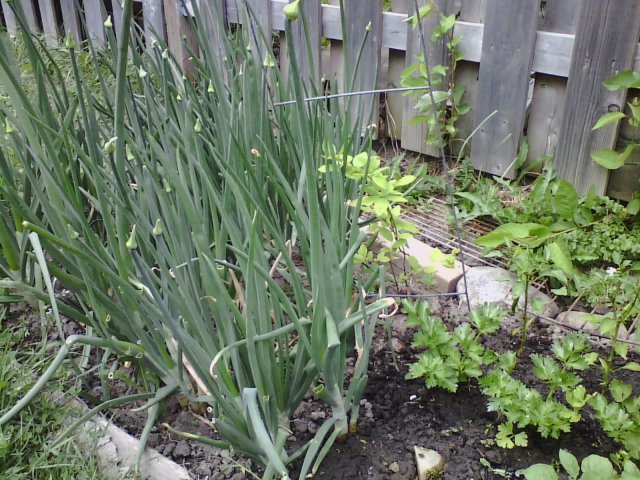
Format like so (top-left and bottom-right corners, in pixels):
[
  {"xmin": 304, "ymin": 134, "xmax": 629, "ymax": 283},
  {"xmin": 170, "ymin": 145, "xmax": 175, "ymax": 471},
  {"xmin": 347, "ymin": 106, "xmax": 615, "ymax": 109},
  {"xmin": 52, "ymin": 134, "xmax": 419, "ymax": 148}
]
[
  {"xmin": 555, "ymin": 0, "xmax": 640, "ymax": 195},
  {"xmin": 470, "ymin": 0, "xmax": 541, "ymax": 178}
]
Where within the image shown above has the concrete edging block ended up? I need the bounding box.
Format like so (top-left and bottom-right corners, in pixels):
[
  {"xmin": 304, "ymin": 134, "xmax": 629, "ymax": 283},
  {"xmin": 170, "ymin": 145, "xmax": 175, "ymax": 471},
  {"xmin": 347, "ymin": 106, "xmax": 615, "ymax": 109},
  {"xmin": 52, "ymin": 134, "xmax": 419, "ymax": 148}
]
[{"xmin": 64, "ymin": 397, "xmax": 191, "ymax": 480}]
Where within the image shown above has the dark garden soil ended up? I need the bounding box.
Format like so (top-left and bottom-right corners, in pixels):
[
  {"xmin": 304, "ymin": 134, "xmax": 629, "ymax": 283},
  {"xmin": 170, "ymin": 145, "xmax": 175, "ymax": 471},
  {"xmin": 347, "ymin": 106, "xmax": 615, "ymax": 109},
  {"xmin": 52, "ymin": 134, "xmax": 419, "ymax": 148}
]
[{"xmin": 5, "ymin": 296, "xmax": 636, "ymax": 480}]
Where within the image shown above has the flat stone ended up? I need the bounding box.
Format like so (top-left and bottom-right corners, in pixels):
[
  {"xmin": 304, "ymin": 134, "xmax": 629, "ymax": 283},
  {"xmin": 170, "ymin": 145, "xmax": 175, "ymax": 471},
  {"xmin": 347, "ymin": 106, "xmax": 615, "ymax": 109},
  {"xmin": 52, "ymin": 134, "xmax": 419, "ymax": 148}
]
[
  {"xmin": 456, "ymin": 266, "xmax": 559, "ymax": 318},
  {"xmin": 363, "ymin": 226, "xmax": 464, "ymax": 293},
  {"xmin": 389, "ymin": 461, "xmax": 401, "ymax": 473},
  {"xmin": 414, "ymin": 447, "xmax": 444, "ymax": 480}
]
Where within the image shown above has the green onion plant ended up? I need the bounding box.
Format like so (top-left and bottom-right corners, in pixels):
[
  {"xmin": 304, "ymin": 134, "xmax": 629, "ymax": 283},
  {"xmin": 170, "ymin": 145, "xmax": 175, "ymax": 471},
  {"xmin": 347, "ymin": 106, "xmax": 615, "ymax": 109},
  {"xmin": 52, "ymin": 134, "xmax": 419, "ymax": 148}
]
[{"xmin": 0, "ymin": 1, "xmax": 391, "ymax": 478}]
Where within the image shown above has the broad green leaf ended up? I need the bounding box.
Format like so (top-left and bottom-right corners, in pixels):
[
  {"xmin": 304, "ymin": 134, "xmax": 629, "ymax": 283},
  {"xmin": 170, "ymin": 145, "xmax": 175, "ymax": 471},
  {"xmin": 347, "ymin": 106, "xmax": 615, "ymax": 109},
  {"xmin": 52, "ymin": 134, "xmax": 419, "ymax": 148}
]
[
  {"xmin": 476, "ymin": 223, "xmax": 549, "ymax": 248},
  {"xmin": 580, "ymin": 455, "xmax": 616, "ymax": 480},
  {"xmin": 602, "ymin": 70, "xmax": 640, "ymax": 91},
  {"xmin": 439, "ymin": 14, "xmax": 456, "ymax": 32},
  {"xmin": 519, "ymin": 464, "xmax": 558, "ymax": 480},
  {"xmin": 514, "ymin": 432, "xmax": 528, "ymax": 447},
  {"xmin": 548, "ymin": 241, "xmax": 575, "ymax": 277},
  {"xmin": 431, "ymin": 65, "xmax": 448, "ymax": 76},
  {"xmin": 592, "ymin": 149, "xmax": 625, "ymax": 169},
  {"xmin": 553, "ymin": 180, "xmax": 578, "ymax": 220},
  {"xmin": 610, "ymin": 380, "xmax": 632, "ymax": 403},
  {"xmin": 559, "ymin": 449, "xmax": 579, "ymax": 479},
  {"xmin": 407, "ymin": 115, "xmax": 430, "ymax": 126},
  {"xmin": 621, "ymin": 362, "xmax": 640, "ymax": 372},
  {"xmin": 592, "ymin": 144, "xmax": 633, "ymax": 170},
  {"xmin": 394, "ymin": 175, "xmax": 416, "ymax": 187},
  {"xmin": 621, "ymin": 460, "xmax": 640, "ymax": 480},
  {"xmin": 514, "ymin": 139, "xmax": 529, "ymax": 171},
  {"xmin": 551, "ymin": 286, "xmax": 567, "ymax": 296},
  {"xmin": 614, "ymin": 341, "xmax": 629, "ymax": 359},
  {"xmin": 592, "ymin": 111, "xmax": 626, "ymax": 130},
  {"xmin": 627, "ymin": 197, "xmax": 640, "ymax": 215}
]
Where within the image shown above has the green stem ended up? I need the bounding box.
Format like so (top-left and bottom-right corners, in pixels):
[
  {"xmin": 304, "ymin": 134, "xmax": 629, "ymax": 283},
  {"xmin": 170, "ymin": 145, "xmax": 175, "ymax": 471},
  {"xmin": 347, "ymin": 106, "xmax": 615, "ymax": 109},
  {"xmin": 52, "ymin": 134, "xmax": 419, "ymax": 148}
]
[
  {"xmin": 602, "ymin": 292, "xmax": 620, "ymax": 393},
  {"xmin": 517, "ymin": 278, "xmax": 531, "ymax": 356}
]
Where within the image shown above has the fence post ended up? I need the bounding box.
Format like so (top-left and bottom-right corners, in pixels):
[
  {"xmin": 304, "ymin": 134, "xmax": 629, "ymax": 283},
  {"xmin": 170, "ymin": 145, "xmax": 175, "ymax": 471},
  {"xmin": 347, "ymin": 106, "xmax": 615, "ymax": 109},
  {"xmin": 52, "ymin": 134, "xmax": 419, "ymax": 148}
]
[{"xmin": 555, "ymin": 0, "xmax": 640, "ymax": 195}]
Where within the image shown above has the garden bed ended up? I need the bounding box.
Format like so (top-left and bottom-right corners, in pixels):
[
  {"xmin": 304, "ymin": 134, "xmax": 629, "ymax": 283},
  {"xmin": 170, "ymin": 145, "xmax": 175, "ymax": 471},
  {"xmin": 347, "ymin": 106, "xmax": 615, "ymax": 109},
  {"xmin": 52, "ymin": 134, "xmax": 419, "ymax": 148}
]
[{"xmin": 77, "ymin": 297, "xmax": 634, "ymax": 480}]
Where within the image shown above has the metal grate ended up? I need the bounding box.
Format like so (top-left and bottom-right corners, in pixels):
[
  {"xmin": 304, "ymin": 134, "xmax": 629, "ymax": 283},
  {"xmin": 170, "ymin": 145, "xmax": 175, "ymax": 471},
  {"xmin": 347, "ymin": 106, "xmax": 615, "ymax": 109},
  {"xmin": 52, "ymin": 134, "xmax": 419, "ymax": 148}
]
[{"xmin": 401, "ymin": 198, "xmax": 509, "ymax": 269}]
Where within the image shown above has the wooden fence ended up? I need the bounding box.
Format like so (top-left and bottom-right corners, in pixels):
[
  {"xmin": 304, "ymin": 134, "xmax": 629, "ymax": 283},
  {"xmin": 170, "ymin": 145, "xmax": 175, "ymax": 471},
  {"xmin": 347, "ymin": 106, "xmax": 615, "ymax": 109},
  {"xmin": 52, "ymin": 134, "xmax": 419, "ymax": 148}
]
[{"xmin": 2, "ymin": 0, "xmax": 640, "ymax": 199}]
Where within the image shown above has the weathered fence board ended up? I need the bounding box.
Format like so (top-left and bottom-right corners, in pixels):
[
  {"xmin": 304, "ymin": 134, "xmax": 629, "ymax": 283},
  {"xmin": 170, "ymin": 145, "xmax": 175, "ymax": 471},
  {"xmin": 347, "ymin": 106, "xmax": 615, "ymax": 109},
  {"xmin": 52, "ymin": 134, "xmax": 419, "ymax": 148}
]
[
  {"xmin": 21, "ymin": 0, "xmax": 37, "ymax": 32},
  {"xmin": 38, "ymin": 0, "xmax": 60, "ymax": 46},
  {"xmin": 84, "ymin": 0, "xmax": 107, "ymax": 48},
  {"xmin": 60, "ymin": 0, "xmax": 81, "ymax": 44},
  {"xmin": 245, "ymin": 0, "xmax": 272, "ymax": 65},
  {"xmin": 280, "ymin": 0, "xmax": 322, "ymax": 93},
  {"xmin": 526, "ymin": 0, "xmax": 580, "ymax": 168},
  {"xmin": 198, "ymin": 1, "xmax": 227, "ymax": 62},
  {"xmin": 143, "ymin": 0, "xmax": 166, "ymax": 44},
  {"xmin": 344, "ymin": 0, "xmax": 383, "ymax": 131},
  {"xmin": 1, "ymin": 1, "xmax": 16, "ymax": 34},
  {"xmin": 383, "ymin": 0, "xmax": 409, "ymax": 142},
  {"xmin": 471, "ymin": 0, "xmax": 541, "ymax": 178},
  {"xmin": 162, "ymin": 0, "xmax": 197, "ymax": 74},
  {"xmin": 555, "ymin": 0, "xmax": 640, "ymax": 195},
  {"xmin": 453, "ymin": 0, "xmax": 485, "ymax": 158}
]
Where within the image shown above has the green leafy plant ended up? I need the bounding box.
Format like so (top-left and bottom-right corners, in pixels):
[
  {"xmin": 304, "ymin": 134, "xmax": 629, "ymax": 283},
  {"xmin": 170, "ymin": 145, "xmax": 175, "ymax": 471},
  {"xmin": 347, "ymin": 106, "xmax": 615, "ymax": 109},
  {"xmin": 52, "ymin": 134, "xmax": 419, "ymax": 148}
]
[
  {"xmin": 578, "ymin": 263, "xmax": 640, "ymax": 390},
  {"xmin": 519, "ymin": 449, "xmax": 640, "ymax": 480},
  {"xmin": 323, "ymin": 151, "xmax": 434, "ymax": 292},
  {"xmin": 589, "ymin": 389, "xmax": 640, "ymax": 460},
  {"xmin": 401, "ymin": 1, "xmax": 468, "ymax": 154},
  {"xmin": 405, "ymin": 302, "xmax": 502, "ymax": 392},
  {"xmin": 480, "ymin": 334, "xmax": 597, "ymax": 446},
  {"xmin": 591, "ymin": 70, "xmax": 640, "ymax": 213}
]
